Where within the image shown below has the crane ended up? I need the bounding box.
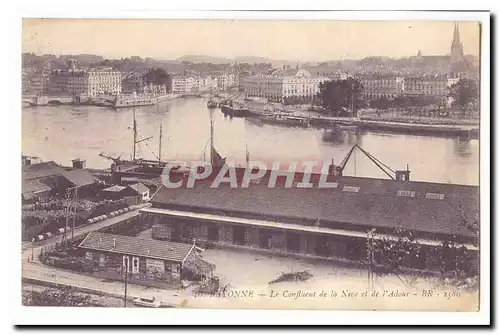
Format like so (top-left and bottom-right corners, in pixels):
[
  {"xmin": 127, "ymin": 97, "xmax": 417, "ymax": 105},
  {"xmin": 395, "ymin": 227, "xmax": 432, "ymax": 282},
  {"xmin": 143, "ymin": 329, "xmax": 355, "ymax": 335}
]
[{"xmin": 335, "ymin": 144, "xmax": 411, "ymax": 181}]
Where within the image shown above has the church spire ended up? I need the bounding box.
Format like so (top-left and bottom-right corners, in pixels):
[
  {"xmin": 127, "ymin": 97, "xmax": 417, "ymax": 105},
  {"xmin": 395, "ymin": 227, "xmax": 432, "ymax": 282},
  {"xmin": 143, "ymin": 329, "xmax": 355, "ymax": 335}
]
[{"xmin": 450, "ymin": 22, "xmax": 464, "ymax": 63}]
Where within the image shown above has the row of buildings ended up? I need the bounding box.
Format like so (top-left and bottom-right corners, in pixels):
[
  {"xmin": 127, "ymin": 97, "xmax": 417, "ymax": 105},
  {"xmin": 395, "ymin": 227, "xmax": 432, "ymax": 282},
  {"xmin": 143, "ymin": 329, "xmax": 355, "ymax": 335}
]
[
  {"xmin": 23, "ymin": 67, "xmax": 123, "ymax": 97},
  {"xmin": 240, "ymin": 67, "xmax": 461, "ymax": 105},
  {"xmin": 357, "ymin": 74, "xmax": 460, "ymax": 103},
  {"xmin": 169, "ymin": 72, "xmax": 237, "ymax": 94},
  {"xmin": 23, "ymin": 64, "xmax": 238, "ymax": 97},
  {"xmin": 242, "ymin": 68, "xmax": 329, "ymax": 103},
  {"xmin": 241, "ymin": 22, "xmax": 470, "ymax": 106}
]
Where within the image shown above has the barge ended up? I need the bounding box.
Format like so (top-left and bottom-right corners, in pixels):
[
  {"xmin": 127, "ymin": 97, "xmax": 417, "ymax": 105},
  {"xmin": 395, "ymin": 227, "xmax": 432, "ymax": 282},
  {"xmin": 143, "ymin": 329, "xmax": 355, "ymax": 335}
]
[
  {"xmin": 220, "ymin": 104, "xmax": 250, "ymax": 118},
  {"xmin": 114, "ymin": 94, "xmax": 157, "ymax": 108},
  {"xmin": 259, "ymin": 113, "xmax": 311, "ymax": 128}
]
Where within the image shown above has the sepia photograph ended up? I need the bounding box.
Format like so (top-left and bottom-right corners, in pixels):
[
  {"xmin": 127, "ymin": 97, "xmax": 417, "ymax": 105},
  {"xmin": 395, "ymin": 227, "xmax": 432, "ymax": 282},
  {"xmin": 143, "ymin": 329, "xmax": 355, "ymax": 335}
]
[{"xmin": 15, "ymin": 10, "xmax": 490, "ymax": 325}]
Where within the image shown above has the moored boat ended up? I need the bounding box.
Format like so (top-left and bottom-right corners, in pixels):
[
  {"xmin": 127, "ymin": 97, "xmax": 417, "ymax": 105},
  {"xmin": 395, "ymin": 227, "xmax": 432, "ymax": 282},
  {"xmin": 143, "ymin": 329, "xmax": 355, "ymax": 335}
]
[
  {"xmin": 114, "ymin": 94, "xmax": 157, "ymax": 108},
  {"xmin": 259, "ymin": 113, "xmax": 311, "ymax": 128},
  {"xmin": 220, "ymin": 104, "xmax": 250, "ymax": 118}
]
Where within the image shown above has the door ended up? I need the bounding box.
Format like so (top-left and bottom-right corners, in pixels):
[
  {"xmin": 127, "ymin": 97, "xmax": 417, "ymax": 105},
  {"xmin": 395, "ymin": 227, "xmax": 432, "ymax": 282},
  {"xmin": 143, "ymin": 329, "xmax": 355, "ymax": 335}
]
[{"xmin": 208, "ymin": 225, "xmax": 219, "ymax": 242}]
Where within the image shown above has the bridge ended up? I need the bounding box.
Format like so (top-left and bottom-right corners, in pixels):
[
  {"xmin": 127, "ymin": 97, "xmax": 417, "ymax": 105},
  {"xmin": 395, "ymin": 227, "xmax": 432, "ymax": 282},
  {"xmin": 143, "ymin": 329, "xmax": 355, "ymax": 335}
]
[{"xmin": 22, "ymin": 95, "xmax": 75, "ymax": 106}]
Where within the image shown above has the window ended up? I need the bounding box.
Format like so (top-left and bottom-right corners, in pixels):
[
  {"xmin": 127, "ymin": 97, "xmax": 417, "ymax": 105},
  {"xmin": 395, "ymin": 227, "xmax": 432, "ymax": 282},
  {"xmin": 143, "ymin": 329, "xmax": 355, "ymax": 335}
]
[
  {"xmin": 397, "ymin": 190, "xmax": 416, "ymax": 198},
  {"xmin": 425, "ymin": 192, "xmax": 445, "ymax": 200},
  {"xmin": 342, "ymin": 186, "xmax": 360, "ymax": 193}
]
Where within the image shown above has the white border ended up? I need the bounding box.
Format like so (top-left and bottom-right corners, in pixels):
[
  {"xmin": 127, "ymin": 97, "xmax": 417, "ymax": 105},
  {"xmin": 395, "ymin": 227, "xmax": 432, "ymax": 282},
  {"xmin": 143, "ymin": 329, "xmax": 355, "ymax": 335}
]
[{"xmin": 5, "ymin": 5, "xmax": 491, "ymax": 327}]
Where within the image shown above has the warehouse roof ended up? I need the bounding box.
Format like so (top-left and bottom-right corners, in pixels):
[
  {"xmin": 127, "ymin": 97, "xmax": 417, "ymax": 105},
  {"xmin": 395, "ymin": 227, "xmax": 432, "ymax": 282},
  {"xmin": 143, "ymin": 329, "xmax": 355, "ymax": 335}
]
[
  {"xmin": 150, "ymin": 176, "xmax": 479, "ymax": 239},
  {"xmin": 22, "ymin": 161, "xmax": 67, "ymax": 181},
  {"xmin": 102, "ymin": 185, "xmax": 127, "ymax": 193},
  {"xmin": 127, "ymin": 183, "xmax": 149, "ymax": 194},
  {"xmin": 78, "ymin": 232, "xmax": 194, "ymax": 263},
  {"xmin": 22, "ymin": 179, "xmax": 52, "ymax": 195},
  {"xmin": 62, "ymin": 169, "xmax": 99, "ymax": 187}
]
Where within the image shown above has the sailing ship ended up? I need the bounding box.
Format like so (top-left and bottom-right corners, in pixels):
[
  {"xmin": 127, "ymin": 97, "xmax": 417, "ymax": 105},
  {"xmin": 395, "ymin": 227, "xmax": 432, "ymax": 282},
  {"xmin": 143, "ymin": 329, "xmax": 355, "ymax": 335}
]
[{"xmin": 99, "ymin": 108, "xmax": 187, "ymax": 177}]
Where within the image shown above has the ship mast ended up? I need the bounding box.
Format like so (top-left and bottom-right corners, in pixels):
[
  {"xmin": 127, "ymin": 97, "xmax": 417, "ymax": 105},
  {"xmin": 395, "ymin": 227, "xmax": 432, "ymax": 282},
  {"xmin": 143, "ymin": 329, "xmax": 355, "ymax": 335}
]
[
  {"xmin": 245, "ymin": 143, "xmax": 250, "ymax": 165},
  {"xmin": 210, "ymin": 108, "xmax": 214, "ymax": 166},
  {"xmin": 133, "ymin": 109, "xmax": 137, "ymax": 161},
  {"xmin": 131, "ymin": 109, "xmax": 152, "ymax": 162},
  {"xmin": 159, "ymin": 122, "xmax": 162, "ymax": 164}
]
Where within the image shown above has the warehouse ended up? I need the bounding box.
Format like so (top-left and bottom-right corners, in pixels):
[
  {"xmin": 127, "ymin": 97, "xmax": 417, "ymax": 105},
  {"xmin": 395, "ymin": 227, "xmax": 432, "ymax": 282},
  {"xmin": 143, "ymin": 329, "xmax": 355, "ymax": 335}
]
[{"xmin": 141, "ymin": 176, "xmax": 479, "ymax": 270}]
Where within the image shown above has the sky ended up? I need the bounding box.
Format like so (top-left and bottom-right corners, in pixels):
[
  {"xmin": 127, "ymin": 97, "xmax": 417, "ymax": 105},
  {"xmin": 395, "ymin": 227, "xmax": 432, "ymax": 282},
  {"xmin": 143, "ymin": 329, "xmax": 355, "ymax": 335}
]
[{"xmin": 22, "ymin": 19, "xmax": 481, "ymax": 61}]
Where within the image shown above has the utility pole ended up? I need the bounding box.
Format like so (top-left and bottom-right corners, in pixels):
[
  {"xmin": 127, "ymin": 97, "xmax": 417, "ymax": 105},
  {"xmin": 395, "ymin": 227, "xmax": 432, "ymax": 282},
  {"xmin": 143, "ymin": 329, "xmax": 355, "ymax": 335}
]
[
  {"xmin": 124, "ymin": 256, "xmax": 129, "ymax": 307},
  {"xmin": 366, "ymin": 229, "xmax": 376, "ymax": 292},
  {"xmin": 71, "ymin": 187, "xmax": 78, "ymax": 240}
]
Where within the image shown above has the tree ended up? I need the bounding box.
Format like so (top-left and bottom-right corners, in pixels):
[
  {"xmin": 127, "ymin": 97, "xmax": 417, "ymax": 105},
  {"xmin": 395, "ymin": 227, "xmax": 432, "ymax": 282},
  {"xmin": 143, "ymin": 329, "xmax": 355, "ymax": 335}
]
[
  {"xmin": 142, "ymin": 68, "xmax": 170, "ymax": 89},
  {"xmin": 448, "ymin": 78, "xmax": 479, "ymax": 116},
  {"xmin": 371, "ymin": 225, "xmax": 478, "ymax": 290},
  {"xmin": 370, "ymin": 97, "xmax": 391, "ymax": 110},
  {"xmin": 373, "ymin": 228, "xmax": 422, "ymax": 274},
  {"xmin": 432, "ymin": 237, "xmax": 475, "ymax": 280},
  {"xmin": 23, "ymin": 287, "xmax": 100, "ymax": 307},
  {"xmin": 318, "ymin": 78, "xmax": 363, "ymax": 116}
]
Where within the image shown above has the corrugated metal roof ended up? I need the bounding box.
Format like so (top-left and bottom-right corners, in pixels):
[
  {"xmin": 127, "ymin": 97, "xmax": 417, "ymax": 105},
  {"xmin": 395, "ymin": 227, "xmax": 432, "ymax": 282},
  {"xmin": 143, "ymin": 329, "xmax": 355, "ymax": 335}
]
[
  {"xmin": 150, "ymin": 176, "xmax": 478, "ymax": 238},
  {"xmin": 78, "ymin": 232, "xmax": 194, "ymax": 263}
]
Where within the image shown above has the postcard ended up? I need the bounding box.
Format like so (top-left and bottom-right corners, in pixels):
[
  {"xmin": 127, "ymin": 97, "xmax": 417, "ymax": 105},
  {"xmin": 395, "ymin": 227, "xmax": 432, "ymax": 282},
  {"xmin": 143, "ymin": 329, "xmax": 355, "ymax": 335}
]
[{"xmin": 16, "ymin": 11, "xmax": 490, "ymax": 325}]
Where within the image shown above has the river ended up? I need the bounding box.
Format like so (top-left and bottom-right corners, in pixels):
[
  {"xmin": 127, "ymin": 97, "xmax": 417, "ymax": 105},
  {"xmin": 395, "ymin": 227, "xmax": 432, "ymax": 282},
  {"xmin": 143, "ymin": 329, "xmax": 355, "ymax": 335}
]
[{"xmin": 22, "ymin": 98, "xmax": 479, "ymax": 186}]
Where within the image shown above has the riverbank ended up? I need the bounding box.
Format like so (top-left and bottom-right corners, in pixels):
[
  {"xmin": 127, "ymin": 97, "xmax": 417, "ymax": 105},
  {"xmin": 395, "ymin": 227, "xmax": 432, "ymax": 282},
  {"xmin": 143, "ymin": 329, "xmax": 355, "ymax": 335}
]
[
  {"xmin": 22, "ymin": 93, "xmax": 180, "ymax": 108},
  {"xmin": 355, "ymin": 119, "xmax": 479, "ymax": 139},
  {"xmin": 230, "ymin": 99, "xmax": 479, "ymax": 138},
  {"xmin": 241, "ymin": 108, "xmax": 479, "ymax": 139}
]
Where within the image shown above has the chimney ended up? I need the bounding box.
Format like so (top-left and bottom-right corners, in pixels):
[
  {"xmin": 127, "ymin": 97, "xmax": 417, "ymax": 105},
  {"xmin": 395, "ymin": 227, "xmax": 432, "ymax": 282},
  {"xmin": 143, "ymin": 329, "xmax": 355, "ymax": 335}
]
[{"xmin": 72, "ymin": 158, "xmax": 87, "ymax": 169}]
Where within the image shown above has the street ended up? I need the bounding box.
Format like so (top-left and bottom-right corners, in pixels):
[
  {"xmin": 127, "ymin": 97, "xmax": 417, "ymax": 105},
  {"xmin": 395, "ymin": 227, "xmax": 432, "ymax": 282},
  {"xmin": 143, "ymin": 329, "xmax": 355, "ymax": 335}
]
[{"xmin": 22, "ymin": 220, "xmax": 478, "ymax": 310}]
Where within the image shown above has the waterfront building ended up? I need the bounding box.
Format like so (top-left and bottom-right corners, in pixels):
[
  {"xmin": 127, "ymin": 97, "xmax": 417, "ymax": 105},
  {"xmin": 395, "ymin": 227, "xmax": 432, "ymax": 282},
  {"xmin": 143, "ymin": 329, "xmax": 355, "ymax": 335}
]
[
  {"xmin": 198, "ymin": 76, "xmax": 218, "ymax": 92},
  {"xmin": 243, "ymin": 67, "xmax": 329, "ymax": 103},
  {"xmin": 403, "ymin": 75, "xmax": 459, "ymax": 105},
  {"xmin": 359, "ymin": 75, "xmax": 405, "ymax": 100},
  {"xmin": 212, "ymin": 72, "xmax": 236, "ymax": 90},
  {"xmin": 49, "ymin": 67, "xmax": 122, "ymax": 97},
  {"xmin": 86, "ymin": 68, "xmax": 122, "ymax": 96},
  {"xmin": 170, "ymin": 75, "xmax": 218, "ymax": 94},
  {"xmin": 22, "ymin": 71, "xmax": 49, "ymax": 95},
  {"xmin": 140, "ymin": 176, "xmax": 478, "ymax": 270},
  {"xmin": 142, "ymin": 83, "xmax": 167, "ymax": 96}
]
